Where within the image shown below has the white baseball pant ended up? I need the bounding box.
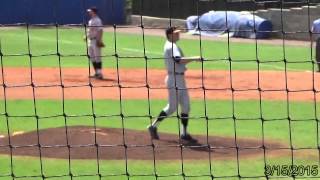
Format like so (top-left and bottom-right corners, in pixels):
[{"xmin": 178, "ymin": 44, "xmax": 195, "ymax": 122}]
[{"xmin": 163, "ymin": 74, "xmax": 190, "ymax": 115}]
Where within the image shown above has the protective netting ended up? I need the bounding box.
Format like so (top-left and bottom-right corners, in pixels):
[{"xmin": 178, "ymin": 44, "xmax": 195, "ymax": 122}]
[{"xmin": 0, "ymin": 0, "xmax": 320, "ymax": 179}]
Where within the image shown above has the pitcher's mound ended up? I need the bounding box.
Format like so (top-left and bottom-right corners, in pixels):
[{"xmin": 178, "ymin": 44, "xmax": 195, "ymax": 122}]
[{"xmin": 0, "ymin": 126, "xmax": 283, "ymax": 160}]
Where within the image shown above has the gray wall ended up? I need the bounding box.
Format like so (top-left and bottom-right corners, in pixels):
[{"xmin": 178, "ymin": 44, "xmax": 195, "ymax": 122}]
[
  {"xmin": 256, "ymin": 5, "xmax": 320, "ymax": 40},
  {"xmin": 132, "ymin": 0, "xmax": 318, "ymax": 19}
]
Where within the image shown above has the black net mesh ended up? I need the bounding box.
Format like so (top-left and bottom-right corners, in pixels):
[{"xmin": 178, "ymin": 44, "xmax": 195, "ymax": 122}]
[{"xmin": 0, "ymin": 0, "xmax": 319, "ymax": 179}]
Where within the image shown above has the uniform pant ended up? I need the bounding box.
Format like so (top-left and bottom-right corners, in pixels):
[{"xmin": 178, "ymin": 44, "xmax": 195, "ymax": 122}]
[
  {"xmin": 163, "ymin": 74, "xmax": 190, "ymax": 115},
  {"xmin": 88, "ymin": 40, "xmax": 101, "ymax": 63}
]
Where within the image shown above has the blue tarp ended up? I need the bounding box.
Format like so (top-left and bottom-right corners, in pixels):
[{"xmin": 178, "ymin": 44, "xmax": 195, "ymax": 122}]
[
  {"xmin": 186, "ymin": 11, "xmax": 272, "ymax": 39},
  {"xmin": 312, "ymin": 19, "xmax": 320, "ymax": 41},
  {"xmin": 313, "ymin": 19, "xmax": 320, "ymax": 33},
  {"xmin": 312, "ymin": 19, "xmax": 320, "ymax": 39}
]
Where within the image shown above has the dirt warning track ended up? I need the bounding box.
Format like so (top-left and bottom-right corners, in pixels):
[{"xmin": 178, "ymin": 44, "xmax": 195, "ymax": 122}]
[{"xmin": 1, "ymin": 67, "xmax": 319, "ymax": 101}]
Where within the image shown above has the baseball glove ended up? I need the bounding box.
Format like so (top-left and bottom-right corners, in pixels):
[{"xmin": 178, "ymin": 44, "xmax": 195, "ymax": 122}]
[{"xmin": 96, "ymin": 41, "xmax": 105, "ymax": 48}]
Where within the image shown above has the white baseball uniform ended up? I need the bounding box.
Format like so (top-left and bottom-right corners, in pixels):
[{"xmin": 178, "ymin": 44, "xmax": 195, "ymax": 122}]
[
  {"xmin": 162, "ymin": 40, "xmax": 190, "ymax": 115},
  {"xmin": 148, "ymin": 38, "xmax": 196, "ymax": 141},
  {"xmin": 87, "ymin": 16, "xmax": 103, "ymax": 63}
]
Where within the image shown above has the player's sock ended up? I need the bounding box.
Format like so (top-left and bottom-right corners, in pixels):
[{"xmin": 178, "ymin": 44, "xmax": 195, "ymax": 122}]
[
  {"xmin": 96, "ymin": 62, "xmax": 103, "ymax": 75},
  {"xmin": 152, "ymin": 110, "xmax": 167, "ymax": 127},
  {"xmin": 96, "ymin": 62, "xmax": 102, "ymax": 68},
  {"xmin": 181, "ymin": 113, "xmax": 189, "ymax": 136},
  {"xmin": 92, "ymin": 62, "xmax": 98, "ymax": 74}
]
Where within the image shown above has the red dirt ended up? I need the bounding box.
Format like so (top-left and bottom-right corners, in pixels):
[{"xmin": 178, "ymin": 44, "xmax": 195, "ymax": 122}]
[
  {"xmin": 0, "ymin": 126, "xmax": 283, "ymax": 160},
  {"xmin": 1, "ymin": 67, "xmax": 319, "ymax": 101}
]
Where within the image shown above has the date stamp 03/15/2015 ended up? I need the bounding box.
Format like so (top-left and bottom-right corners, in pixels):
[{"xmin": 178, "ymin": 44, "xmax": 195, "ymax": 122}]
[{"xmin": 265, "ymin": 164, "xmax": 319, "ymax": 177}]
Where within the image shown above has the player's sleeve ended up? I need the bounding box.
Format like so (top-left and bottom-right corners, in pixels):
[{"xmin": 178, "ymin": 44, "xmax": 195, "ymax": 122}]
[
  {"xmin": 172, "ymin": 45, "xmax": 182, "ymax": 63},
  {"xmin": 91, "ymin": 19, "xmax": 103, "ymax": 31},
  {"xmin": 88, "ymin": 19, "xmax": 102, "ymax": 40},
  {"xmin": 87, "ymin": 21, "xmax": 93, "ymax": 38},
  {"xmin": 96, "ymin": 19, "xmax": 103, "ymax": 31}
]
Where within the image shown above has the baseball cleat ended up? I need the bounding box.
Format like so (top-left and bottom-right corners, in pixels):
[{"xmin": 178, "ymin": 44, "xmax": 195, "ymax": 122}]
[
  {"xmin": 148, "ymin": 125, "xmax": 159, "ymax": 140},
  {"xmin": 89, "ymin": 74, "xmax": 103, "ymax": 80},
  {"xmin": 180, "ymin": 134, "xmax": 197, "ymax": 142},
  {"xmin": 95, "ymin": 74, "xmax": 103, "ymax": 80},
  {"xmin": 89, "ymin": 74, "xmax": 98, "ymax": 78}
]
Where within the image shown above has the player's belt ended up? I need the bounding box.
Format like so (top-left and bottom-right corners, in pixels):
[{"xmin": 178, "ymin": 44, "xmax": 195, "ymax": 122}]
[
  {"xmin": 168, "ymin": 72, "xmax": 184, "ymax": 75},
  {"xmin": 89, "ymin": 37, "xmax": 96, "ymax": 40}
]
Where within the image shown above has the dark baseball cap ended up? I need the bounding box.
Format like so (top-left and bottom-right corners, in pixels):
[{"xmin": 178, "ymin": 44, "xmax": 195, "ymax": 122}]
[
  {"xmin": 87, "ymin": 6, "xmax": 98, "ymax": 13},
  {"xmin": 165, "ymin": 27, "xmax": 181, "ymax": 36}
]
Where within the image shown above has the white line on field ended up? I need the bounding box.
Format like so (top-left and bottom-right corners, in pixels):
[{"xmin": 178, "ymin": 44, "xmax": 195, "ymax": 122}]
[
  {"xmin": 1, "ymin": 32, "xmax": 314, "ymax": 72},
  {"xmin": 31, "ymin": 36, "xmax": 74, "ymax": 44},
  {"xmin": 227, "ymin": 59, "xmax": 312, "ymax": 72},
  {"xmin": 258, "ymin": 63, "xmax": 312, "ymax": 72},
  {"xmin": 119, "ymin": 49, "xmax": 311, "ymax": 71},
  {"xmin": 122, "ymin": 48, "xmax": 163, "ymax": 55},
  {"xmin": 4, "ymin": 32, "xmax": 75, "ymax": 44}
]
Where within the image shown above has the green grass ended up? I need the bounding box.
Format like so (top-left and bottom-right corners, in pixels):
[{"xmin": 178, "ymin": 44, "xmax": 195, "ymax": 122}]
[
  {"xmin": 0, "ymin": 27, "xmax": 315, "ymax": 71},
  {"xmin": 0, "ymin": 155, "xmax": 262, "ymax": 179},
  {"xmin": 1, "ymin": 155, "xmax": 318, "ymax": 180},
  {"xmin": 0, "ymin": 99, "xmax": 319, "ymax": 179},
  {"xmin": 0, "ymin": 156, "xmax": 319, "ymax": 180}
]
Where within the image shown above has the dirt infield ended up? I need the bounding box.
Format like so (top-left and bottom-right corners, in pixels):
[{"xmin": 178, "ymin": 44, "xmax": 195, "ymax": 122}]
[
  {"xmin": 0, "ymin": 126, "xmax": 284, "ymax": 160},
  {"xmin": 2, "ymin": 67, "xmax": 319, "ymax": 101}
]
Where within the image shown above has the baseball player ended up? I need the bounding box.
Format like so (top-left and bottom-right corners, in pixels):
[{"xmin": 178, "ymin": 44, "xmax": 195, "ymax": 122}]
[
  {"xmin": 148, "ymin": 27, "xmax": 202, "ymax": 141},
  {"xmin": 86, "ymin": 7, "xmax": 105, "ymax": 79}
]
